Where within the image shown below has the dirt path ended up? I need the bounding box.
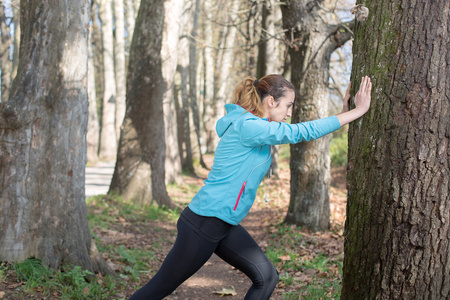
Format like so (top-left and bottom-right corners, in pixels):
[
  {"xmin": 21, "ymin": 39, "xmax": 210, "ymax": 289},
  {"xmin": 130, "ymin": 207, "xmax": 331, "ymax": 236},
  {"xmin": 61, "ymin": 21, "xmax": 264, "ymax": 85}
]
[{"xmin": 85, "ymin": 159, "xmax": 346, "ymax": 299}]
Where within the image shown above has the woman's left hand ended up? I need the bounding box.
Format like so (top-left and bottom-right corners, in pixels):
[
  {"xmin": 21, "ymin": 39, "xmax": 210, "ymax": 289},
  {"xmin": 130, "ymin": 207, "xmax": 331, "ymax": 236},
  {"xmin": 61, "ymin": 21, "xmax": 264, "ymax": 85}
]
[{"xmin": 341, "ymin": 82, "xmax": 351, "ymax": 113}]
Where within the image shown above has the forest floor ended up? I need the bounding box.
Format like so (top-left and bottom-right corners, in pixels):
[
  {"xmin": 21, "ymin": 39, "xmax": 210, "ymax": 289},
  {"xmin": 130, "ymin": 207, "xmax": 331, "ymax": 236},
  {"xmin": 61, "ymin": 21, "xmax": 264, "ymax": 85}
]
[{"xmin": 0, "ymin": 153, "xmax": 347, "ymax": 299}]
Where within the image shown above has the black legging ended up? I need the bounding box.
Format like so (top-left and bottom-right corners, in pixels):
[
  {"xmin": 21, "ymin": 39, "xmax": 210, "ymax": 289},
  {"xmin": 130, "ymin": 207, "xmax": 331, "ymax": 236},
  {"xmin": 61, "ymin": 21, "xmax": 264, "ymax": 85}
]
[{"xmin": 129, "ymin": 207, "xmax": 278, "ymax": 300}]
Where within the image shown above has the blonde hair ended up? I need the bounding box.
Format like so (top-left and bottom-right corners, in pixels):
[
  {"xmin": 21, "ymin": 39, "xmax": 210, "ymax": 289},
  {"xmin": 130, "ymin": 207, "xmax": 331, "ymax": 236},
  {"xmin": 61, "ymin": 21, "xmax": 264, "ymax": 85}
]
[{"xmin": 233, "ymin": 74, "xmax": 295, "ymax": 118}]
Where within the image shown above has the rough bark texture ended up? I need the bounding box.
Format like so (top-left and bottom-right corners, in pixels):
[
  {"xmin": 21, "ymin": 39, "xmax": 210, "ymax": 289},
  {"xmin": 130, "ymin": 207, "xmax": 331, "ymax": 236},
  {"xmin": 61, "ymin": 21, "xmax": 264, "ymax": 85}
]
[
  {"xmin": 0, "ymin": 0, "xmax": 111, "ymax": 274},
  {"xmin": 98, "ymin": 0, "xmax": 117, "ymax": 160},
  {"xmin": 281, "ymin": 0, "xmax": 353, "ymax": 231},
  {"xmin": 110, "ymin": 0, "xmax": 175, "ymax": 208},
  {"xmin": 342, "ymin": 0, "xmax": 449, "ymax": 299}
]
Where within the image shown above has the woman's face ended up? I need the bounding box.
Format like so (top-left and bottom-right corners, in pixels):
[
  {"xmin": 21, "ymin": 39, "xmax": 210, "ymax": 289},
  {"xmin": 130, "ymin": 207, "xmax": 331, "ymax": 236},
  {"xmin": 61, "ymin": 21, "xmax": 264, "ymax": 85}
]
[{"xmin": 268, "ymin": 89, "xmax": 295, "ymax": 122}]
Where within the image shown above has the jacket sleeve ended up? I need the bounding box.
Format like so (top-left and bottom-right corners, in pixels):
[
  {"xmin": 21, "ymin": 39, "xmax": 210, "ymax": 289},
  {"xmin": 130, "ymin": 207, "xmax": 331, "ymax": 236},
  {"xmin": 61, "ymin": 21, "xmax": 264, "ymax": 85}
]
[{"xmin": 239, "ymin": 116, "xmax": 341, "ymax": 147}]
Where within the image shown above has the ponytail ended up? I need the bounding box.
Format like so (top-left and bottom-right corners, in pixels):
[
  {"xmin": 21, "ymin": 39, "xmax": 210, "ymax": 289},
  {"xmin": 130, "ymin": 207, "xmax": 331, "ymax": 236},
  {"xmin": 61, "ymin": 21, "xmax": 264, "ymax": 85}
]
[
  {"xmin": 233, "ymin": 77, "xmax": 264, "ymax": 117},
  {"xmin": 233, "ymin": 74, "xmax": 295, "ymax": 118}
]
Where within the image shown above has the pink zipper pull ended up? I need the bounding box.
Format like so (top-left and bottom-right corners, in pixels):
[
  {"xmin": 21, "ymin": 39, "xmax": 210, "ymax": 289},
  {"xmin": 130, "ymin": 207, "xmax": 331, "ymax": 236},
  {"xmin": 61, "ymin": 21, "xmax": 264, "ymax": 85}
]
[{"xmin": 234, "ymin": 181, "xmax": 247, "ymax": 211}]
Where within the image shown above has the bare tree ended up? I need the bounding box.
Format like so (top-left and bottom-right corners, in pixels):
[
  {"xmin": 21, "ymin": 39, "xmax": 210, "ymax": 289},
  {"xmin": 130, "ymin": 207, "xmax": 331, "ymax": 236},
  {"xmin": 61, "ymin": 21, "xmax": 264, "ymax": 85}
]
[
  {"xmin": 114, "ymin": 0, "xmax": 126, "ymax": 142},
  {"xmin": 342, "ymin": 0, "xmax": 449, "ymax": 298},
  {"xmin": 87, "ymin": 27, "xmax": 100, "ymax": 164},
  {"xmin": 0, "ymin": 4, "xmax": 12, "ymax": 102},
  {"xmin": 0, "ymin": 0, "xmax": 110, "ymax": 274},
  {"xmin": 98, "ymin": 0, "xmax": 117, "ymax": 160},
  {"xmin": 281, "ymin": 0, "xmax": 353, "ymax": 230}
]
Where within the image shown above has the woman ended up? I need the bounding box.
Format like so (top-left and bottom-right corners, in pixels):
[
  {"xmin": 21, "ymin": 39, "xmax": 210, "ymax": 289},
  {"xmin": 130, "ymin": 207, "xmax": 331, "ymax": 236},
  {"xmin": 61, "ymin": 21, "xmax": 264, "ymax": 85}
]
[{"xmin": 130, "ymin": 74, "xmax": 372, "ymax": 299}]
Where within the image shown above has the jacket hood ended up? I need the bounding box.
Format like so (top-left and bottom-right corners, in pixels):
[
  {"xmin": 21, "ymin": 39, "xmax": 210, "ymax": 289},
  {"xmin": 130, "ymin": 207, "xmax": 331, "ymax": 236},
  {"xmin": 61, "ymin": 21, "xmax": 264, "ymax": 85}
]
[{"xmin": 216, "ymin": 104, "xmax": 248, "ymax": 137}]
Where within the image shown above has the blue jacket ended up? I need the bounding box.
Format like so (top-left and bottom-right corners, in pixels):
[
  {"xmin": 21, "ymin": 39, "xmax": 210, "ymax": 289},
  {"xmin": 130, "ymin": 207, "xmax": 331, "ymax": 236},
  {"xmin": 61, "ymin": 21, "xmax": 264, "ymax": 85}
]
[{"xmin": 188, "ymin": 104, "xmax": 341, "ymax": 225}]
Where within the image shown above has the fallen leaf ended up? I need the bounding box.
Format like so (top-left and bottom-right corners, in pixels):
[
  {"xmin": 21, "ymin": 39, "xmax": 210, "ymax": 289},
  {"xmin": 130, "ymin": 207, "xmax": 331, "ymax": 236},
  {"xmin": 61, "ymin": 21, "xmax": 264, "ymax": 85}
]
[
  {"xmin": 278, "ymin": 254, "xmax": 291, "ymax": 261},
  {"xmin": 0, "ymin": 291, "xmax": 5, "ymax": 299},
  {"xmin": 83, "ymin": 286, "xmax": 90, "ymax": 295},
  {"xmin": 212, "ymin": 286, "xmax": 237, "ymax": 297}
]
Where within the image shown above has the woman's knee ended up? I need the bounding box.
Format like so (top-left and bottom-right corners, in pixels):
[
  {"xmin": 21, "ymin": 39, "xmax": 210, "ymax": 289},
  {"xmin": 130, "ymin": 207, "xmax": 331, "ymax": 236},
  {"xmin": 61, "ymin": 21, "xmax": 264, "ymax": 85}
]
[{"xmin": 256, "ymin": 262, "xmax": 279, "ymax": 288}]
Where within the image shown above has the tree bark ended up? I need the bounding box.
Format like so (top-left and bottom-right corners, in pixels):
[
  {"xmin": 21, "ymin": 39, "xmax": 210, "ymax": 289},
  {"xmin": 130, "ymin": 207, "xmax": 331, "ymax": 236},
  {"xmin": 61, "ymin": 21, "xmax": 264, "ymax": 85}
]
[
  {"xmin": 0, "ymin": 0, "xmax": 111, "ymax": 274},
  {"xmin": 98, "ymin": 0, "xmax": 117, "ymax": 160},
  {"xmin": 114, "ymin": 0, "xmax": 127, "ymax": 142},
  {"xmin": 281, "ymin": 0, "xmax": 353, "ymax": 231},
  {"xmin": 342, "ymin": 1, "xmax": 449, "ymax": 299},
  {"xmin": 110, "ymin": 0, "xmax": 181, "ymax": 208}
]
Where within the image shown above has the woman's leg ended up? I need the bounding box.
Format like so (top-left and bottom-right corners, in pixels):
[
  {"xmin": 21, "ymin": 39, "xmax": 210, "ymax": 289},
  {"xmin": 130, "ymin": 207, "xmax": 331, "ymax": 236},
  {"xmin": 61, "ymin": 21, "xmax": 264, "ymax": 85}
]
[
  {"xmin": 129, "ymin": 217, "xmax": 218, "ymax": 300},
  {"xmin": 214, "ymin": 225, "xmax": 279, "ymax": 300}
]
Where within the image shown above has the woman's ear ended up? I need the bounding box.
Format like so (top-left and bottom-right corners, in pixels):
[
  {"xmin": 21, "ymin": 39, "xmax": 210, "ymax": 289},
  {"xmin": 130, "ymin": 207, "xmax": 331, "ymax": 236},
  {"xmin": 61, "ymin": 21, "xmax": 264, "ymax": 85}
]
[{"xmin": 267, "ymin": 95, "xmax": 275, "ymax": 107}]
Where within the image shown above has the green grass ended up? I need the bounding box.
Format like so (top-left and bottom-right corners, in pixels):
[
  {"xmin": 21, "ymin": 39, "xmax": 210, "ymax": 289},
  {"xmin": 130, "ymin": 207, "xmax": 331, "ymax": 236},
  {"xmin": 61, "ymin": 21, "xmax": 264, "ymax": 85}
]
[
  {"xmin": 266, "ymin": 223, "xmax": 343, "ymax": 299},
  {"xmin": 116, "ymin": 245, "xmax": 155, "ymax": 282},
  {"xmin": 5, "ymin": 258, "xmax": 120, "ymax": 299},
  {"xmin": 86, "ymin": 193, "xmax": 181, "ymax": 230}
]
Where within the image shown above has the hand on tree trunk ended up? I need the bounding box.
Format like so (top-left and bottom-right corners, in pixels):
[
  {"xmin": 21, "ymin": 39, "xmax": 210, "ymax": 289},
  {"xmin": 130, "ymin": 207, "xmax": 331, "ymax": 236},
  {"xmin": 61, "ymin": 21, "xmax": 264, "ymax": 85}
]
[{"xmin": 336, "ymin": 76, "xmax": 372, "ymax": 127}]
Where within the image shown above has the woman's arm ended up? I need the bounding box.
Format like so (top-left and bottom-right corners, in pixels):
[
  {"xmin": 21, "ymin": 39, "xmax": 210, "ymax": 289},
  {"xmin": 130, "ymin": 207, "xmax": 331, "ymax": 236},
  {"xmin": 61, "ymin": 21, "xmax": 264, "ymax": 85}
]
[{"xmin": 336, "ymin": 76, "xmax": 372, "ymax": 127}]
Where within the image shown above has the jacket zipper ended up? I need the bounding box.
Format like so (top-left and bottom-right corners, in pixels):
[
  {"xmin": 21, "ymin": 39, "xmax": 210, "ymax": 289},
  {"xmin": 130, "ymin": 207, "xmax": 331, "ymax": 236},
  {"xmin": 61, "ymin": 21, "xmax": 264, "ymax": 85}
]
[{"xmin": 233, "ymin": 151, "xmax": 272, "ymax": 211}]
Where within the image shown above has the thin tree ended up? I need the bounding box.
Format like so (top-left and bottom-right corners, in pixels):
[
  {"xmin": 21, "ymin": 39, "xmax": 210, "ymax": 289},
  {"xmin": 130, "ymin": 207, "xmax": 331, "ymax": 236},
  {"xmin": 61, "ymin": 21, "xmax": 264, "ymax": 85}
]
[
  {"xmin": 342, "ymin": 0, "xmax": 449, "ymax": 298},
  {"xmin": 0, "ymin": 3, "xmax": 12, "ymax": 102},
  {"xmin": 87, "ymin": 27, "xmax": 100, "ymax": 164},
  {"xmin": 0, "ymin": 0, "xmax": 110, "ymax": 273},
  {"xmin": 114, "ymin": 0, "xmax": 126, "ymax": 142},
  {"xmin": 281, "ymin": 0, "xmax": 353, "ymax": 230},
  {"xmin": 98, "ymin": 0, "xmax": 117, "ymax": 160}
]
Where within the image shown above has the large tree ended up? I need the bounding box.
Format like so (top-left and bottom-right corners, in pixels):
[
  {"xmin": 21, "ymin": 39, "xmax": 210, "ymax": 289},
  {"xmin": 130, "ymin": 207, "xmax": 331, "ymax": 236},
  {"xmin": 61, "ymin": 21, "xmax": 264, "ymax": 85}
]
[
  {"xmin": 0, "ymin": 0, "xmax": 109, "ymax": 273},
  {"xmin": 281, "ymin": 0, "xmax": 353, "ymax": 230},
  {"xmin": 342, "ymin": 0, "xmax": 449, "ymax": 298},
  {"xmin": 110, "ymin": 0, "xmax": 184, "ymax": 208}
]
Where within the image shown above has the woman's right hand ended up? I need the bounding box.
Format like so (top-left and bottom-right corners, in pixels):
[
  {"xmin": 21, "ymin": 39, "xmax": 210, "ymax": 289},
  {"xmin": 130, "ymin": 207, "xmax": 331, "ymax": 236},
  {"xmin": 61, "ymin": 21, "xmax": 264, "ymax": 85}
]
[{"xmin": 354, "ymin": 76, "xmax": 372, "ymax": 114}]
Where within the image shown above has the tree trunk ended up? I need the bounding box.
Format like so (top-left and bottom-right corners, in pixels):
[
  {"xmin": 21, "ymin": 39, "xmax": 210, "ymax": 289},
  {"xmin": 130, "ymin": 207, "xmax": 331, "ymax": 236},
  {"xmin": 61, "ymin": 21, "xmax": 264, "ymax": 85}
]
[
  {"xmin": 98, "ymin": 0, "xmax": 117, "ymax": 160},
  {"xmin": 281, "ymin": 0, "xmax": 353, "ymax": 231},
  {"xmin": 162, "ymin": 0, "xmax": 183, "ymax": 185},
  {"xmin": 114, "ymin": 0, "xmax": 126, "ymax": 142},
  {"xmin": 11, "ymin": 2, "xmax": 20, "ymax": 83},
  {"xmin": 176, "ymin": 39, "xmax": 194, "ymax": 174},
  {"xmin": 0, "ymin": 0, "xmax": 111, "ymax": 274},
  {"xmin": 211, "ymin": 0, "xmax": 239, "ymax": 150},
  {"xmin": 202, "ymin": 0, "xmax": 217, "ymax": 154},
  {"xmin": 125, "ymin": 0, "xmax": 136, "ymax": 51},
  {"xmin": 87, "ymin": 28, "xmax": 100, "ymax": 164},
  {"xmin": 257, "ymin": 0, "xmax": 283, "ymax": 178},
  {"xmin": 189, "ymin": 0, "xmax": 207, "ymax": 169},
  {"xmin": 0, "ymin": 4, "xmax": 12, "ymax": 103},
  {"xmin": 110, "ymin": 0, "xmax": 180, "ymax": 208},
  {"xmin": 342, "ymin": 1, "xmax": 449, "ymax": 299}
]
